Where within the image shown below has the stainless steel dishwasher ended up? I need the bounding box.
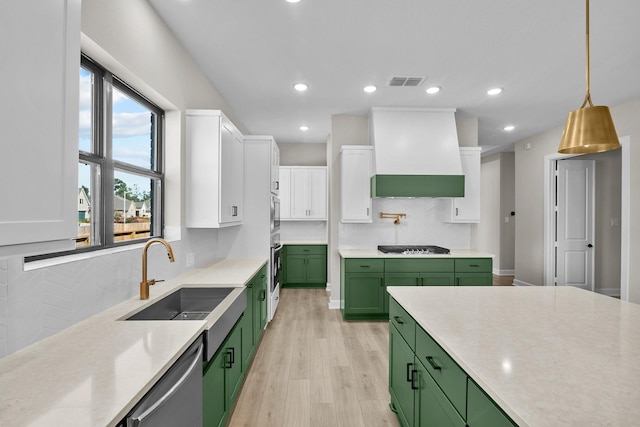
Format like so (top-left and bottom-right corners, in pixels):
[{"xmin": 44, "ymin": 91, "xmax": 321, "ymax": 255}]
[{"xmin": 122, "ymin": 336, "xmax": 203, "ymax": 427}]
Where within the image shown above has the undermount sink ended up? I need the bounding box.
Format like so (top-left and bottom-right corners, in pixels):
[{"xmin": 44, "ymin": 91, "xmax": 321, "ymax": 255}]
[
  {"xmin": 126, "ymin": 286, "xmax": 247, "ymax": 362},
  {"xmin": 126, "ymin": 287, "xmax": 235, "ymax": 321}
]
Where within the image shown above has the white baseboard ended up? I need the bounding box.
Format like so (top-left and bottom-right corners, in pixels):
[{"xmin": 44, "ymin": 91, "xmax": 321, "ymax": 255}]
[
  {"xmin": 595, "ymin": 288, "xmax": 621, "ymax": 298},
  {"xmin": 493, "ymin": 269, "xmax": 515, "ymax": 276},
  {"xmin": 325, "ymin": 281, "xmax": 331, "ymax": 292},
  {"xmin": 328, "ymin": 298, "xmax": 340, "ymax": 310},
  {"xmin": 513, "ymin": 279, "xmax": 537, "ymax": 287}
]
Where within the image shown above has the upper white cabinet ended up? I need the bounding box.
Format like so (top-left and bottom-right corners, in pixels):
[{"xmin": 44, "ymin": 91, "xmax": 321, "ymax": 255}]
[
  {"xmin": 280, "ymin": 167, "xmax": 327, "ymax": 221},
  {"xmin": 340, "ymin": 146, "xmax": 373, "ymax": 223},
  {"xmin": 271, "ymin": 140, "xmax": 280, "ymax": 195},
  {"xmin": 185, "ymin": 110, "xmax": 244, "ymax": 228},
  {"xmin": 440, "ymin": 147, "xmax": 481, "ymax": 223},
  {"xmin": 0, "ymin": 0, "xmax": 80, "ymax": 258}
]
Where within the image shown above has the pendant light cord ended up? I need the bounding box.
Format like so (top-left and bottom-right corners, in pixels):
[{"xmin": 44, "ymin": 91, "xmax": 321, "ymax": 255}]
[{"xmin": 581, "ymin": 0, "xmax": 593, "ymax": 108}]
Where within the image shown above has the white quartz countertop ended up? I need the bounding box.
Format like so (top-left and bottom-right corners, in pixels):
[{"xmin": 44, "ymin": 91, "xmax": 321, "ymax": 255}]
[
  {"xmin": 0, "ymin": 257, "xmax": 267, "ymax": 427},
  {"xmin": 387, "ymin": 286, "xmax": 640, "ymax": 427},
  {"xmin": 339, "ymin": 249, "xmax": 494, "ymax": 258}
]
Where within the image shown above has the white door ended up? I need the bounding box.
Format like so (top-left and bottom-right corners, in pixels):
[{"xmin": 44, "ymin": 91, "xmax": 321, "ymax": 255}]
[{"xmin": 555, "ymin": 159, "xmax": 595, "ymax": 290}]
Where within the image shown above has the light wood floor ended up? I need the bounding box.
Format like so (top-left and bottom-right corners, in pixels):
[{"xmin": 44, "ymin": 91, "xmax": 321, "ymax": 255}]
[
  {"xmin": 227, "ymin": 288, "xmax": 400, "ymax": 427},
  {"xmin": 228, "ymin": 276, "xmax": 513, "ymax": 426}
]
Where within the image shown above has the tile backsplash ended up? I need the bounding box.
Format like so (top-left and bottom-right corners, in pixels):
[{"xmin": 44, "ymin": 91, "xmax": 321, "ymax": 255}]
[{"xmin": 340, "ymin": 198, "xmax": 470, "ymax": 249}]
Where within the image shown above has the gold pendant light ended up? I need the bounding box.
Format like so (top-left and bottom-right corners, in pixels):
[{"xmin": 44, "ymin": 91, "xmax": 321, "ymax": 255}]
[{"xmin": 558, "ymin": 0, "xmax": 620, "ymax": 154}]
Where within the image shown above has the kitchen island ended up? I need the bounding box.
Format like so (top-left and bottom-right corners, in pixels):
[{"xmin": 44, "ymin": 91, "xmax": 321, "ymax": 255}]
[
  {"xmin": 0, "ymin": 257, "xmax": 267, "ymax": 426},
  {"xmin": 388, "ymin": 286, "xmax": 640, "ymax": 426}
]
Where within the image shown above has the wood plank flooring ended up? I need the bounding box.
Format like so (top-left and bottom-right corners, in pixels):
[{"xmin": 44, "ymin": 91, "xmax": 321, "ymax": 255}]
[
  {"xmin": 227, "ymin": 289, "xmax": 400, "ymax": 427},
  {"xmin": 229, "ymin": 276, "xmax": 512, "ymax": 426}
]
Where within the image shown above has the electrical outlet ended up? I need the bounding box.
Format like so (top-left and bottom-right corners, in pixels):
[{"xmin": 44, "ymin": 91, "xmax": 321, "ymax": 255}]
[{"xmin": 186, "ymin": 253, "xmax": 195, "ymax": 267}]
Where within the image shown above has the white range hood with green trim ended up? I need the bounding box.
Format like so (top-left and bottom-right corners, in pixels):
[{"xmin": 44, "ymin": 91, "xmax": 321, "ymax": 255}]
[{"xmin": 368, "ymin": 107, "xmax": 464, "ymax": 198}]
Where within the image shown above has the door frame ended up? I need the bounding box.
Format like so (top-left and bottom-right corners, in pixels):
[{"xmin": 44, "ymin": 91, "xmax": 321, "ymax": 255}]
[{"xmin": 543, "ymin": 136, "xmax": 630, "ymax": 299}]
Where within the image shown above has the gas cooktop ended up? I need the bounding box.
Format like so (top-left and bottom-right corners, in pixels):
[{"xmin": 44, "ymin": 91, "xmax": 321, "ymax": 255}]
[{"xmin": 377, "ymin": 245, "xmax": 450, "ymax": 255}]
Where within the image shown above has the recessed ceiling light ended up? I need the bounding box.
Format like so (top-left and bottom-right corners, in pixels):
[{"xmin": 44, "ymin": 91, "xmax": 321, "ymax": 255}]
[
  {"xmin": 487, "ymin": 88, "xmax": 503, "ymax": 96},
  {"xmin": 294, "ymin": 83, "xmax": 308, "ymax": 92},
  {"xmin": 503, "ymin": 125, "xmax": 515, "ymax": 131},
  {"xmin": 363, "ymin": 85, "xmax": 377, "ymax": 93},
  {"xmin": 299, "ymin": 125, "xmax": 309, "ymax": 131},
  {"xmin": 425, "ymin": 86, "xmax": 441, "ymax": 94},
  {"xmin": 286, "ymin": 0, "xmax": 301, "ymax": 3}
]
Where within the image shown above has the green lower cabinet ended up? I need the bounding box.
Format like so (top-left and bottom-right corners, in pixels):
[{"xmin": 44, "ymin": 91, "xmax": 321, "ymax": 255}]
[
  {"xmin": 253, "ymin": 271, "xmax": 268, "ymax": 346},
  {"xmin": 415, "ymin": 360, "xmax": 466, "ymax": 427},
  {"xmin": 389, "ymin": 324, "xmax": 416, "ymax": 427},
  {"xmin": 282, "ymin": 245, "xmax": 327, "ymax": 288},
  {"xmin": 455, "ymin": 273, "xmax": 493, "ymax": 286},
  {"xmin": 343, "ymin": 272, "xmax": 386, "ymax": 320},
  {"xmin": 203, "ymin": 318, "xmax": 243, "ymax": 427},
  {"xmin": 467, "ymin": 379, "xmax": 517, "ymax": 427}
]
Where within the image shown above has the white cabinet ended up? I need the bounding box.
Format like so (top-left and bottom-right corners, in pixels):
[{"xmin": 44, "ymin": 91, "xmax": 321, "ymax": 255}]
[
  {"xmin": 0, "ymin": 0, "xmax": 80, "ymax": 258},
  {"xmin": 185, "ymin": 110, "xmax": 244, "ymax": 228},
  {"xmin": 340, "ymin": 146, "xmax": 373, "ymax": 223},
  {"xmin": 279, "ymin": 167, "xmax": 327, "ymax": 221},
  {"xmin": 271, "ymin": 140, "xmax": 280, "ymax": 195},
  {"xmin": 440, "ymin": 147, "xmax": 481, "ymax": 223}
]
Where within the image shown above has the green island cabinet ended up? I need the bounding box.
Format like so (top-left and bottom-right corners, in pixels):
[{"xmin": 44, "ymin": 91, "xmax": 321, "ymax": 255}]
[
  {"xmin": 341, "ymin": 257, "xmax": 492, "ymax": 320},
  {"xmin": 203, "ymin": 263, "xmax": 268, "ymax": 427},
  {"xmin": 389, "ymin": 297, "xmax": 516, "ymax": 427},
  {"xmin": 282, "ymin": 244, "xmax": 327, "ymax": 288}
]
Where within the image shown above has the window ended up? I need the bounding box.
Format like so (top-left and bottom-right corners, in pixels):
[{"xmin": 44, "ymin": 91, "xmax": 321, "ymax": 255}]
[{"xmin": 30, "ymin": 54, "xmax": 164, "ymax": 260}]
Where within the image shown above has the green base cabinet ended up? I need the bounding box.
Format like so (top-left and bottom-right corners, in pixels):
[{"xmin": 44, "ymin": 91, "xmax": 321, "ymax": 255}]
[
  {"xmin": 282, "ymin": 245, "xmax": 327, "ymax": 288},
  {"xmin": 203, "ymin": 262, "xmax": 268, "ymax": 427},
  {"xmin": 203, "ymin": 318, "xmax": 243, "ymax": 427},
  {"xmin": 341, "ymin": 256, "xmax": 492, "ymax": 320},
  {"xmin": 341, "ymin": 258, "xmax": 386, "ymax": 320},
  {"xmin": 389, "ymin": 296, "xmax": 517, "ymax": 427}
]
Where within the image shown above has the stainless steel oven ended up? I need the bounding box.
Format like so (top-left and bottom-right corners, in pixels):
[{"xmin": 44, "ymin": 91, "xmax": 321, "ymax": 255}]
[
  {"xmin": 269, "ymin": 233, "xmax": 282, "ymax": 321},
  {"xmin": 270, "ymin": 195, "xmax": 280, "ymax": 233}
]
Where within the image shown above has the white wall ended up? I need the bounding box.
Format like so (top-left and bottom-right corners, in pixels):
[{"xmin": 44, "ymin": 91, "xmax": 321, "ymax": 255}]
[
  {"xmin": 279, "ymin": 142, "xmax": 327, "ymax": 166},
  {"xmin": 0, "ymin": 0, "xmax": 246, "ymax": 358},
  {"xmin": 514, "ymin": 97, "xmax": 640, "ymax": 303}
]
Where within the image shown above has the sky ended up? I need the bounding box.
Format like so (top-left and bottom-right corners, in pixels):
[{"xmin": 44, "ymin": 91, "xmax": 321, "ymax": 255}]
[{"xmin": 78, "ymin": 67, "xmax": 155, "ymax": 200}]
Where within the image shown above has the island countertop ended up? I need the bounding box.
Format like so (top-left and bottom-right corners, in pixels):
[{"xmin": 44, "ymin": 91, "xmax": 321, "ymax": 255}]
[
  {"xmin": 387, "ymin": 286, "xmax": 640, "ymax": 426},
  {"xmin": 0, "ymin": 257, "xmax": 267, "ymax": 427}
]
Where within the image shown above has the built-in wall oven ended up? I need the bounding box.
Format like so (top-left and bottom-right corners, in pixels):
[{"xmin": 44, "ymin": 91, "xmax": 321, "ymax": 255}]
[
  {"xmin": 269, "ymin": 234, "xmax": 282, "ymax": 321},
  {"xmin": 269, "ymin": 195, "xmax": 281, "ymax": 321}
]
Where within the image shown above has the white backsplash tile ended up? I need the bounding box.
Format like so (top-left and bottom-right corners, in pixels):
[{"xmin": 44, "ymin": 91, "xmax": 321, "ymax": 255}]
[
  {"xmin": 340, "ymin": 198, "xmax": 470, "ymax": 249},
  {"xmin": 280, "ymin": 221, "xmax": 327, "ymax": 241}
]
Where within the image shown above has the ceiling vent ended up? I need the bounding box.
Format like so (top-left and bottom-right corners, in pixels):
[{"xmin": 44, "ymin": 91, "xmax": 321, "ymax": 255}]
[{"xmin": 386, "ymin": 76, "xmax": 426, "ymax": 87}]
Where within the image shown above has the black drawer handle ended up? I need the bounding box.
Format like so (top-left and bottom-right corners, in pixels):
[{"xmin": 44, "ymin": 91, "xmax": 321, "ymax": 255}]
[
  {"xmin": 406, "ymin": 363, "xmax": 413, "ymax": 382},
  {"xmin": 393, "ymin": 316, "xmax": 404, "ymax": 325},
  {"xmin": 360, "ymin": 265, "xmax": 370, "ymax": 268},
  {"xmin": 469, "ymin": 264, "xmax": 480, "ymax": 267},
  {"xmin": 225, "ymin": 348, "xmax": 234, "ymax": 368},
  {"xmin": 426, "ymin": 356, "xmax": 441, "ymax": 371},
  {"xmin": 411, "ymin": 369, "xmax": 418, "ymax": 390}
]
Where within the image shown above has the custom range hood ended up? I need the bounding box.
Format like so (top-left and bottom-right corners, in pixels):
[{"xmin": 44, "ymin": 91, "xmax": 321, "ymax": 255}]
[{"xmin": 368, "ymin": 107, "xmax": 464, "ymax": 197}]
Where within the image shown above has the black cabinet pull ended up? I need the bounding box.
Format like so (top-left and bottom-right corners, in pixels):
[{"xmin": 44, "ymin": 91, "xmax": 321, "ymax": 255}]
[
  {"xmin": 360, "ymin": 265, "xmax": 370, "ymax": 268},
  {"xmin": 225, "ymin": 349, "xmax": 233, "ymax": 368},
  {"xmin": 229, "ymin": 347, "xmax": 235, "ymax": 364},
  {"xmin": 410, "ymin": 369, "xmax": 418, "ymax": 390},
  {"xmin": 393, "ymin": 316, "xmax": 404, "ymax": 325},
  {"xmin": 425, "ymin": 356, "xmax": 441, "ymax": 371},
  {"xmin": 406, "ymin": 363, "xmax": 413, "ymax": 382},
  {"xmin": 469, "ymin": 264, "xmax": 479, "ymax": 267}
]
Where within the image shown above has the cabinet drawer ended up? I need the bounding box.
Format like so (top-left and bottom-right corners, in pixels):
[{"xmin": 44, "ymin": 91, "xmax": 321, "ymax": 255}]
[
  {"xmin": 454, "ymin": 258, "xmax": 492, "ymax": 273},
  {"xmin": 385, "ymin": 258, "xmax": 454, "ymax": 273},
  {"xmin": 345, "ymin": 258, "xmax": 385, "ymax": 273},
  {"xmin": 455, "ymin": 273, "xmax": 493, "ymax": 286},
  {"xmin": 389, "ymin": 297, "xmax": 416, "ymax": 350},
  {"xmin": 285, "ymin": 245, "xmax": 327, "ymax": 255},
  {"xmin": 415, "ymin": 326, "xmax": 467, "ymax": 418}
]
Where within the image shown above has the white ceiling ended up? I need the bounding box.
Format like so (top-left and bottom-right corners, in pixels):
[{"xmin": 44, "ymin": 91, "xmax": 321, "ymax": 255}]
[{"xmin": 148, "ymin": 0, "xmax": 640, "ymax": 153}]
